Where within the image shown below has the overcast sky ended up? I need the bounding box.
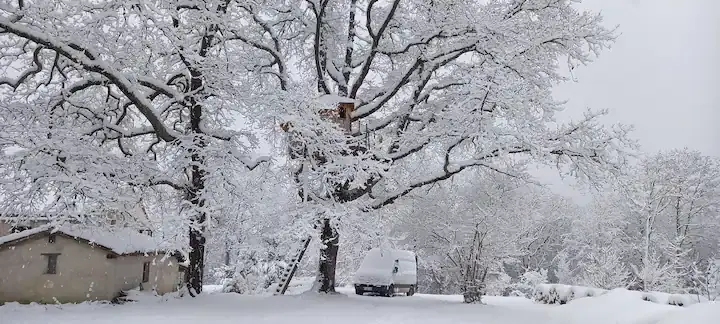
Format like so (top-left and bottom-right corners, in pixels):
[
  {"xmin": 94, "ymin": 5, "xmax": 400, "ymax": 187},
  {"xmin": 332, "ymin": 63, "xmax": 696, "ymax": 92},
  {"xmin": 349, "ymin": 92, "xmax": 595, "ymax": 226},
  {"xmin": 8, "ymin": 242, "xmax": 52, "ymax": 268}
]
[{"xmin": 536, "ymin": 0, "xmax": 720, "ymax": 201}]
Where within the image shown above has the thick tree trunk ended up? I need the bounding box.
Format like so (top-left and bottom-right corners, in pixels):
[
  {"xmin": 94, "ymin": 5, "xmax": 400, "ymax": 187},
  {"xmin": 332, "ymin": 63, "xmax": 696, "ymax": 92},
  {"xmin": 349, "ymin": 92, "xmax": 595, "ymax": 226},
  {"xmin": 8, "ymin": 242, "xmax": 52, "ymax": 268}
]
[
  {"xmin": 186, "ymin": 154, "xmax": 207, "ymax": 295},
  {"xmin": 187, "ymin": 216, "xmax": 206, "ymax": 295},
  {"xmin": 316, "ymin": 218, "xmax": 339, "ymax": 293},
  {"xmin": 186, "ymin": 73, "xmax": 207, "ymax": 296}
]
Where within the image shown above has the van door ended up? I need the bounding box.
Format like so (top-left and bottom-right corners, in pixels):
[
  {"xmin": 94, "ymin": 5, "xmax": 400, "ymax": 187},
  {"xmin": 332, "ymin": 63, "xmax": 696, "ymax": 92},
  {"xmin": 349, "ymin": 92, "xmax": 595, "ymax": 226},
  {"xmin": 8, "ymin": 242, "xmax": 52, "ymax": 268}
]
[{"xmin": 392, "ymin": 259, "xmax": 414, "ymax": 286}]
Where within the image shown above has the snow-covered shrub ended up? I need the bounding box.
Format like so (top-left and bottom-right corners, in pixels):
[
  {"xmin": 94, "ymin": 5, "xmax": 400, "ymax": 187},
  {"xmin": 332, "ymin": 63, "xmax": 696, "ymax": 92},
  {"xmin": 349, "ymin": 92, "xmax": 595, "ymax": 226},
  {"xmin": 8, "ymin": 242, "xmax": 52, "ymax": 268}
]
[
  {"xmin": 578, "ymin": 246, "xmax": 633, "ymax": 289},
  {"xmin": 640, "ymin": 291, "xmax": 708, "ymax": 307},
  {"xmin": 511, "ymin": 269, "xmax": 548, "ymax": 297},
  {"xmin": 485, "ymin": 271, "xmax": 512, "ymax": 296},
  {"xmin": 554, "ymin": 252, "xmax": 577, "ymax": 286},
  {"xmin": 570, "ymin": 285, "xmax": 608, "ymax": 298},
  {"xmin": 641, "ymin": 292, "xmax": 661, "ymax": 304},
  {"xmin": 554, "ymin": 285, "xmax": 575, "ymax": 304},
  {"xmin": 666, "ymin": 294, "xmax": 687, "ymax": 307},
  {"xmin": 212, "ymin": 265, "xmax": 242, "ymax": 293},
  {"xmin": 534, "ymin": 284, "xmax": 572, "ymax": 304},
  {"xmin": 708, "ymin": 261, "xmax": 720, "ymax": 300},
  {"xmin": 534, "ymin": 284, "xmax": 609, "ymax": 304},
  {"xmin": 690, "ymin": 259, "xmax": 720, "ymax": 301},
  {"xmin": 631, "ymin": 253, "xmax": 686, "ymax": 293},
  {"xmin": 214, "ymin": 249, "xmax": 289, "ymax": 295}
]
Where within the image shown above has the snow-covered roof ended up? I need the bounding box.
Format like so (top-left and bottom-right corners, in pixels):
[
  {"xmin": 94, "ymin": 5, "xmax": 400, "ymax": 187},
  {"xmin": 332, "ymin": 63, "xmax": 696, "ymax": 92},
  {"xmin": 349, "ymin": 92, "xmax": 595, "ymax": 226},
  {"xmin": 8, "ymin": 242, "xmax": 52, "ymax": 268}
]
[
  {"xmin": 0, "ymin": 214, "xmax": 52, "ymax": 222},
  {"xmin": 0, "ymin": 226, "xmax": 50, "ymax": 246},
  {"xmin": 0, "ymin": 224, "xmax": 170, "ymax": 255}
]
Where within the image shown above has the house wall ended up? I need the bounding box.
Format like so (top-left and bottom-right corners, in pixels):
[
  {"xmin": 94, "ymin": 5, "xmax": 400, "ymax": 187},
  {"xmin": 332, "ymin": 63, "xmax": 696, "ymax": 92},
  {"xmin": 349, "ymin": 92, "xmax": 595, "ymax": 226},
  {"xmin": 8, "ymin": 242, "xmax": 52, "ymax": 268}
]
[
  {"xmin": 0, "ymin": 234, "xmax": 180, "ymax": 304},
  {"xmin": 0, "ymin": 222, "xmax": 10, "ymax": 236},
  {"xmin": 0, "ymin": 234, "xmax": 116, "ymax": 304},
  {"xmin": 112, "ymin": 253, "xmax": 180, "ymax": 295}
]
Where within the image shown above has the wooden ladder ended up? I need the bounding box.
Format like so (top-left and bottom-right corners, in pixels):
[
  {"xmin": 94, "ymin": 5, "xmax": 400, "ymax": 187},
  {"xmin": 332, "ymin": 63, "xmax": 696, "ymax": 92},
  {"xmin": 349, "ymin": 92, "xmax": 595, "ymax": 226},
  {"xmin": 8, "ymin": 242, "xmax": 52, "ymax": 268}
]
[{"xmin": 273, "ymin": 235, "xmax": 313, "ymax": 295}]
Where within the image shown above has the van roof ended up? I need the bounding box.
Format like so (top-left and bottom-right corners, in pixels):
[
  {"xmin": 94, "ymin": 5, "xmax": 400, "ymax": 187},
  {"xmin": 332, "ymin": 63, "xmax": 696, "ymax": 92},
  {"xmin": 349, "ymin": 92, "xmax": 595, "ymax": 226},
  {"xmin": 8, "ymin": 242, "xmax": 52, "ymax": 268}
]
[{"xmin": 367, "ymin": 248, "xmax": 415, "ymax": 261}]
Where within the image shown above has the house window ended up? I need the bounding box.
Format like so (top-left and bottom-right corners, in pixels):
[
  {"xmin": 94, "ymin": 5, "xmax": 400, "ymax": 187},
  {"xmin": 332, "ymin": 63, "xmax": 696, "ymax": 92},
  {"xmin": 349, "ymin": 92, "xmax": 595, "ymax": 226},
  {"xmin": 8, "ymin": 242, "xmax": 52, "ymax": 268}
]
[
  {"xmin": 42, "ymin": 253, "xmax": 60, "ymax": 274},
  {"xmin": 48, "ymin": 234, "xmax": 56, "ymax": 244},
  {"xmin": 142, "ymin": 262, "xmax": 150, "ymax": 283}
]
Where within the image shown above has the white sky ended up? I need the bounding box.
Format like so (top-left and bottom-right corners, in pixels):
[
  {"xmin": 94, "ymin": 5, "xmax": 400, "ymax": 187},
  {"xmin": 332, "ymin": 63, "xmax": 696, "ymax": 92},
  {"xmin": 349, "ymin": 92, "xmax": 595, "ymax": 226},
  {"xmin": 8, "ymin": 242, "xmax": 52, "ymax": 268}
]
[{"xmin": 536, "ymin": 0, "xmax": 720, "ymax": 201}]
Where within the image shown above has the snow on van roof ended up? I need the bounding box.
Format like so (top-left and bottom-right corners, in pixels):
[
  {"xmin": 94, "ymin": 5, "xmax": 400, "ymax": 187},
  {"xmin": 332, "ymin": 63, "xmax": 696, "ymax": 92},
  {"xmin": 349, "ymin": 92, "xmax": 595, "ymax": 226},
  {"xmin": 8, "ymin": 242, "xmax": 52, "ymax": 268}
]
[
  {"xmin": 0, "ymin": 224, "xmax": 169, "ymax": 255},
  {"xmin": 367, "ymin": 248, "xmax": 415, "ymax": 259},
  {"xmin": 363, "ymin": 248, "xmax": 415, "ymax": 264},
  {"xmin": 356, "ymin": 248, "xmax": 416, "ymax": 274}
]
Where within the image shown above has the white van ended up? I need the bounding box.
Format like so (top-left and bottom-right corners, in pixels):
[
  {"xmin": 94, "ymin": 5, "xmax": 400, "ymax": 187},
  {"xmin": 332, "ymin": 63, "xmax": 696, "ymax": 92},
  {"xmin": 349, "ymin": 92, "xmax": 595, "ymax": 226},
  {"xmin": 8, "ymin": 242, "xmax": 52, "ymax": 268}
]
[{"xmin": 353, "ymin": 248, "xmax": 418, "ymax": 297}]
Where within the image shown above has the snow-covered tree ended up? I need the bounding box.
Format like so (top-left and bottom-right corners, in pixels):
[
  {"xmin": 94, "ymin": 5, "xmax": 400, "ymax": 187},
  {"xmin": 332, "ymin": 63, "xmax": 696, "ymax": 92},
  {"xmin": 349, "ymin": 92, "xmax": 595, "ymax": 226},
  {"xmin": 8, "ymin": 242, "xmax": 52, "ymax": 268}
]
[
  {"xmin": 0, "ymin": 0, "xmax": 269, "ymax": 294},
  {"xmin": 546, "ymin": 149, "xmax": 720, "ymax": 293},
  {"xmin": 248, "ymin": 0, "xmax": 633, "ymax": 293},
  {"xmin": 620, "ymin": 149, "xmax": 720, "ymax": 291},
  {"xmin": 396, "ymin": 170, "xmax": 572, "ymax": 302},
  {"xmin": 1, "ymin": 0, "xmax": 637, "ymax": 297},
  {"xmin": 690, "ymin": 259, "xmax": 720, "ymax": 300},
  {"xmin": 577, "ymin": 246, "xmax": 632, "ymax": 289},
  {"xmin": 557, "ymin": 193, "xmax": 633, "ymax": 288},
  {"xmin": 554, "ymin": 251, "xmax": 576, "ymax": 285}
]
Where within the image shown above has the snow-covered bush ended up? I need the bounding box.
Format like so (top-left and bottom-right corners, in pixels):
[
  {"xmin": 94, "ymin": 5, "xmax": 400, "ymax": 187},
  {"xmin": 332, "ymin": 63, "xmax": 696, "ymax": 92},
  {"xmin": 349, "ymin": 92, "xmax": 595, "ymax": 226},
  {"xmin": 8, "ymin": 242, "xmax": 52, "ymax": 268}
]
[
  {"xmin": 631, "ymin": 253, "xmax": 685, "ymax": 293},
  {"xmin": 214, "ymin": 249, "xmax": 288, "ymax": 295},
  {"xmin": 579, "ymin": 246, "xmax": 633, "ymax": 289},
  {"xmin": 640, "ymin": 291, "xmax": 708, "ymax": 307},
  {"xmin": 534, "ymin": 283, "xmax": 707, "ymax": 307},
  {"xmin": 535, "ymin": 284, "xmax": 573, "ymax": 304},
  {"xmin": 212, "ymin": 265, "xmax": 241, "ymax": 293},
  {"xmin": 534, "ymin": 284, "xmax": 608, "ymax": 304},
  {"xmin": 690, "ymin": 259, "xmax": 720, "ymax": 301},
  {"xmin": 486, "ymin": 271, "xmax": 512, "ymax": 296},
  {"xmin": 554, "ymin": 252, "xmax": 577, "ymax": 286},
  {"xmin": 511, "ymin": 269, "xmax": 549, "ymax": 297}
]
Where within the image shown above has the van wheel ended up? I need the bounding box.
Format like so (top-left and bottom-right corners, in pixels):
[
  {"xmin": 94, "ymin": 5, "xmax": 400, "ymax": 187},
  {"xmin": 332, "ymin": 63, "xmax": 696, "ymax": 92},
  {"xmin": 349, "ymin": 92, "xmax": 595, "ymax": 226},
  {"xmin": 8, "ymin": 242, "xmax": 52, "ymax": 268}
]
[
  {"xmin": 407, "ymin": 285, "xmax": 415, "ymax": 296},
  {"xmin": 386, "ymin": 284, "xmax": 395, "ymax": 297}
]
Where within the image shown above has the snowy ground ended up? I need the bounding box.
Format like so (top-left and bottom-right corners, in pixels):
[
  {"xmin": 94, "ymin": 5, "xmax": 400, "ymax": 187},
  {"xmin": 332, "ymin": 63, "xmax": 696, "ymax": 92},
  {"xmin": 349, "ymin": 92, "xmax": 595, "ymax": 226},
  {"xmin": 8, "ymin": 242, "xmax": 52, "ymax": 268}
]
[{"xmin": 1, "ymin": 285, "xmax": 717, "ymax": 324}]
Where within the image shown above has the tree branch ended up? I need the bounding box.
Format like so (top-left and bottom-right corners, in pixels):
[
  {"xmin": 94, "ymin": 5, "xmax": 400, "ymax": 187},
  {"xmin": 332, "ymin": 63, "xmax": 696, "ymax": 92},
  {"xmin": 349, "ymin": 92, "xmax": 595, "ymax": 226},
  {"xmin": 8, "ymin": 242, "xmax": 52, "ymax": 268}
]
[
  {"xmin": 349, "ymin": 0, "xmax": 402, "ymax": 98},
  {"xmin": 0, "ymin": 18, "xmax": 179, "ymax": 142}
]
